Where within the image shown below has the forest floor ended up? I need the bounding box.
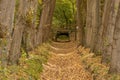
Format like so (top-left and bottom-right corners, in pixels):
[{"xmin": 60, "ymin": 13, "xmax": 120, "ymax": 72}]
[
  {"xmin": 40, "ymin": 41, "xmax": 120, "ymax": 80},
  {"xmin": 40, "ymin": 41, "xmax": 93, "ymax": 80},
  {"xmin": 0, "ymin": 41, "xmax": 120, "ymax": 80}
]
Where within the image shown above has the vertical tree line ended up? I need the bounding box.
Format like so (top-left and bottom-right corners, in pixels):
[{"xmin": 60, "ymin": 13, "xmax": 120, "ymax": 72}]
[
  {"xmin": 0, "ymin": 0, "xmax": 16, "ymax": 66},
  {"xmin": 0, "ymin": 0, "xmax": 120, "ymax": 74},
  {"xmin": 76, "ymin": 0, "xmax": 120, "ymax": 73},
  {"xmin": 0, "ymin": 0, "xmax": 56, "ymax": 65}
]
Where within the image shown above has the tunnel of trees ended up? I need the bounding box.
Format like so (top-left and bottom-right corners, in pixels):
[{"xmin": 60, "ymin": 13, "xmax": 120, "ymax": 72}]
[{"xmin": 0, "ymin": 0, "xmax": 120, "ymax": 79}]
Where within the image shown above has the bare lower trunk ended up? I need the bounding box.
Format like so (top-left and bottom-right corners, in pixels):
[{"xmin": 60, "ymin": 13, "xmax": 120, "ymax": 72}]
[
  {"xmin": 8, "ymin": 0, "xmax": 28, "ymax": 65},
  {"xmin": 94, "ymin": 0, "xmax": 105, "ymax": 54},
  {"xmin": 37, "ymin": 0, "xmax": 56, "ymax": 44},
  {"xmin": 101, "ymin": 0, "xmax": 119, "ymax": 63},
  {"xmin": 109, "ymin": 2, "xmax": 120, "ymax": 73},
  {"xmin": 85, "ymin": 0, "xmax": 100, "ymax": 51},
  {"xmin": 0, "ymin": 0, "xmax": 15, "ymax": 66},
  {"xmin": 8, "ymin": 22, "xmax": 25, "ymax": 65},
  {"xmin": 76, "ymin": 0, "xmax": 84, "ymax": 45},
  {"xmin": 22, "ymin": 0, "xmax": 38, "ymax": 52}
]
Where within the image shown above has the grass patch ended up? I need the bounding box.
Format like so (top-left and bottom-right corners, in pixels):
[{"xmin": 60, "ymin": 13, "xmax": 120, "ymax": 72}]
[{"xmin": 0, "ymin": 43, "xmax": 50, "ymax": 80}]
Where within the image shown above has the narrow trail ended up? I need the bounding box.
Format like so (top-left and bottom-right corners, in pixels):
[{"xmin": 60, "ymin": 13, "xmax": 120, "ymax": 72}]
[{"xmin": 40, "ymin": 41, "xmax": 93, "ymax": 80}]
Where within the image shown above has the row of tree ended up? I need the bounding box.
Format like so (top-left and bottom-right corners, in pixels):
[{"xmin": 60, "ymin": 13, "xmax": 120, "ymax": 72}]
[
  {"xmin": 0, "ymin": 0, "xmax": 56, "ymax": 65},
  {"xmin": 77, "ymin": 0, "xmax": 120, "ymax": 73},
  {"xmin": 0, "ymin": 0, "xmax": 120, "ymax": 74}
]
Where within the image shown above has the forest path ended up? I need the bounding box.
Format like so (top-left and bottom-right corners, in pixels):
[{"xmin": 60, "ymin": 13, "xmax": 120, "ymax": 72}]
[{"xmin": 40, "ymin": 41, "xmax": 93, "ymax": 80}]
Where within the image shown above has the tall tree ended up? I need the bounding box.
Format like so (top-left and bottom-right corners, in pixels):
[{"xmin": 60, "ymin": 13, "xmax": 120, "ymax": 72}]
[
  {"xmin": 22, "ymin": 0, "xmax": 38, "ymax": 54},
  {"xmin": 8, "ymin": 0, "xmax": 26, "ymax": 65},
  {"xmin": 76, "ymin": 0, "xmax": 85, "ymax": 45},
  {"xmin": 94, "ymin": 0, "xmax": 105, "ymax": 54},
  {"xmin": 37, "ymin": 0, "xmax": 56, "ymax": 44},
  {"xmin": 0, "ymin": 0, "xmax": 15, "ymax": 65},
  {"xmin": 101, "ymin": 0, "xmax": 120, "ymax": 63},
  {"xmin": 8, "ymin": 0, "xmax": 36, "ymax": 65},
  {"xmin": 109, "ymin": 1, "xmax": 120, "ymax": 73},
  {"xmin": 85, "ymin": 0, "xmax": 100, "ymax": 51}
]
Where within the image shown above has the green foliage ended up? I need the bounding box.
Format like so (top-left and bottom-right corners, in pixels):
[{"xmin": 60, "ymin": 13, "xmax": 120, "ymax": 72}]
[
  {"xmin": 25, "ymin": 58, "xmax": 43, "ymax": 79},
  {"xmin": 14, "ymin": 0, "xmax": 20, "ymax": 24},
  {"xmin": 36, "ymin": 1, "xmax": 42, "ymax": 28},
  {"xmin": 53, "ymin": 0, "xmax": 76, "ymax": 28},
  {"xmin": 109, "ymin": 74, "xmax": 120, "ymax": 80},
  {"xmin": 0, "ymin": 43, "xmax": 49, "ymax": 80},
  {"xmin": 21, "ymin": 48, "xmax": 28, "ymax": 58},
  {"xmin": 96, "ymin": 50, "xmax": 102, "ymax": 55},
  {"xmin": 19, "ymin": 43, "xmax": 49, "ymax": 79},
  {"xmin": 25, "ymin": 8, "xmax": 34, "ymax": 26},
  {"xmin": 15, "ymin": 0, "xmax": 19, "ymax": 11},
  {"xmin": 57, "ymin": 35, "xmax": 69, "ymax": 41},
  {"xmin": 0, "ymin": 38, "xmax": 7, "ymax": 47},
  {"xmin": 38, "ymin": 0, "xmax": 42, "ymax": 4},
  {"xmin": 14, "ymin": 0, "xmax": 42, "ymax": 28}
]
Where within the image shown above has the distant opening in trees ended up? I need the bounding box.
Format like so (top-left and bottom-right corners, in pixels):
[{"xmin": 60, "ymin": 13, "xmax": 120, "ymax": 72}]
[{"xmin": 54, "ymin": 30, "xmax": 71, "ymax": 42}]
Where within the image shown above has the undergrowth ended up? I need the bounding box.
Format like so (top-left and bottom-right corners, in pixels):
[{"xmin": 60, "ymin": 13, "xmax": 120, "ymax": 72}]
[
  {"xmin": 0, "ymin": 43, "xmax": 50, "ymax": 80},
  {"xmin": 78, "ymin": 46, "xmax": 120, "ymax": 80}
]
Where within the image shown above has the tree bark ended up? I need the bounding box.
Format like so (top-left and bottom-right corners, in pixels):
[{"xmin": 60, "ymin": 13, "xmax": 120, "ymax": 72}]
[
  {"xmin": 76, "ymin": 0, "xmax": 84, "ymax": 45},
  {"xmin": 109, "ymin": 1, "xmax": 120, "ymax": 73},
  {"xmin": 85, "ymin": 0, "xmax": 100, "ymax": 51},
  {"xmin": 8, "ymin": 0, "xmax": 29, "ymax": 65},
  {"xmin": 8, "ymin": 0, "xmax": 38, "ymax": 65},
  {"xmin": 22, "ymin": 0, "xmax": 38, "ymax": 52},
  {"xmin": 101, "ymin": 0, "xmax": 120, "ymax": 63},
  {"xmin": 0, "ymin": 0, "xmax": 15, "ymax": 65},
  {"xmin": 37, "ymin": 0, "xmax": 56, "ymax": 44},
  {"xmin": 94, "ymin": 0, "xmax": 105, "ymax": 54}
]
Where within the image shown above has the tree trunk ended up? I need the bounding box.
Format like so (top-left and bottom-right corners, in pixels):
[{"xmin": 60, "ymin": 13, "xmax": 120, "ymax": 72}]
[
  {"xmin": 109, "ymin": 1, "xmax": 120, "ymax": 73},
  {"xmin": 8, "ymin": 0, "xmax": 39, "ymax": 65},
  {"xmin": 94, "ymin": 0, "xmax": 105, "ymax": 54},
  {"xmin": 22, "ymin": 0, "xmax": 38, "ymax": 53},
  {"xmin": 85, "ymin": 0, "xmax": 100, "ymax": 51},
  {"xmin": 37, "ymin": 0, "xmax": 56, "ymax": 44},
  {"xmin": 0, "ymin": 0, "xmax": 15, "ymax": 66},
  {"xmin": 76, "ymin": 0, "xmax": 84, "ymax": 45},
  {"xmin": 101, "ymin": 0, "xmax": 120, "ymax": 63},
  {"xmin": 8, "ymin": 0, "xmax": 28, "ymax": 65}
]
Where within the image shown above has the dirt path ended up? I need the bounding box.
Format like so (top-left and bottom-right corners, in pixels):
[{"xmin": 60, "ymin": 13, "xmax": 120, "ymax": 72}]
[{"xmin": 40, "ymin": 42, "xmax": 93, "ymax": 80}]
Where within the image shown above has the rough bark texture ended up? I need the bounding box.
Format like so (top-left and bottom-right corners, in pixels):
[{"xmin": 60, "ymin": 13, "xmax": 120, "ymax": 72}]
[
  {"xmin": 109, "ymin": 2, "xmax": 120, "ymax": 73},
  {"xmin": 76, "ymin": 0, "xmax": 84, "ymax": 45},
  {"xmin": 8, "ymin": 0, "xmax": 38, "ymax": 65},
  {"xmin": 101, "ymin": 0, "xmax": 120, "ymax": 63},
  {"xmin": 85, "ymin": 0, "xmax": 100, "ymax": 51},
  {"xmin": 94, "ymin": 0, "xmax": 105, "ymax": 54},
  {"xmin": 0, "ymin": 0, "xmax": 15, "ymax": 65},
  {"xmin": 8, "ymin": 0, "xmax": 29, "ymax": 65},
  {"xmin": 22, "ymin": 0, "xmax": 38, "ymax": 52},
  {"xmin": 8, "ymin": 0, "xmax": 37, "ymax": 65},
  {"xmin": 37, "ymin": 0, "xmax": 56, "ymax": 44}
]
